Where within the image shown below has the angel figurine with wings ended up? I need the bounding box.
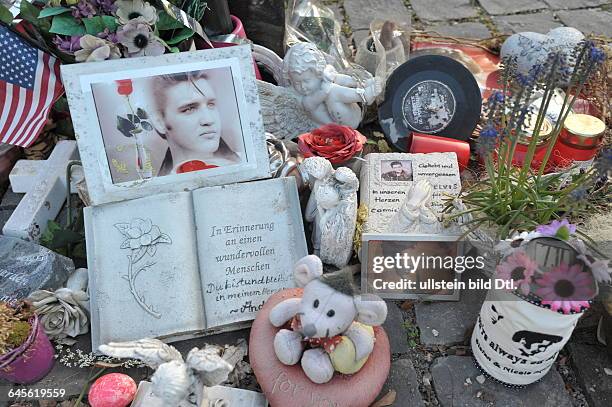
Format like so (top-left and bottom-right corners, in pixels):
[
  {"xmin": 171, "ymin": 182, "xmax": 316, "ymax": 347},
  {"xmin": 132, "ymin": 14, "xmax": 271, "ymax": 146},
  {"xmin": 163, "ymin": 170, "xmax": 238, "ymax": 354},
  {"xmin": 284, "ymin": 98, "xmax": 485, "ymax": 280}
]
[
  {"xmin": 258, "ymin": 42, "xmax": 382, "ymax": 140},
  {"xmin": 301, "ymin": 157, "xmax": 359, "ymax": 268},
  {"xmin": 99, "ymin": 338, "xmax": 235, "ymax": 407}
]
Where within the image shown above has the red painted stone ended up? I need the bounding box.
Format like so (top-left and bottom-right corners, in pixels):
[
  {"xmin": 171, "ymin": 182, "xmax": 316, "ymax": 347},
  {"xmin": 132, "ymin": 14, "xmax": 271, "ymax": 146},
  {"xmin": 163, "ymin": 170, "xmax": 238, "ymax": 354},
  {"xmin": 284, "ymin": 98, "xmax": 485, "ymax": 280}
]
[
  {"xmin": 88, "ymin": 373, "xmax": 137, "ymax": 407},
  {"xmin": 250, "ymin": 288, "xmax": 391, "ymax": 407}
]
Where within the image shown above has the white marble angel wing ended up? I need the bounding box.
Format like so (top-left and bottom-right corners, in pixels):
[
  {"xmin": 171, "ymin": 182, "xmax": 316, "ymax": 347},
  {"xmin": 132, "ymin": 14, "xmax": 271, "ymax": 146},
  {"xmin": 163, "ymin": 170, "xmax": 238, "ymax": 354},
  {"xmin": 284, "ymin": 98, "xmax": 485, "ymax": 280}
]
[
  {"xmin": 98, "ymin": 338, "xmax": 183, "ymax": 369},
  {"xmin": 257, "ymin": 80, "xmax": 319, "ymax": 140},
  {"xmin": 186, "ymin": 347, "xmax": 234, "ymax": 387}
]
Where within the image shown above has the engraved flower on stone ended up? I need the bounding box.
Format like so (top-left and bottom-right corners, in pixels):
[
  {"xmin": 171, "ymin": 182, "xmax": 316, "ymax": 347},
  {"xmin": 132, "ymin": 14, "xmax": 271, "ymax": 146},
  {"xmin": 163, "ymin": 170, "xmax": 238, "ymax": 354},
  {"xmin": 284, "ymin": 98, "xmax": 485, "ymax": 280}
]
[{"xmin": 115, "ymin": 218, "xmax": 171, "ymax": 261}]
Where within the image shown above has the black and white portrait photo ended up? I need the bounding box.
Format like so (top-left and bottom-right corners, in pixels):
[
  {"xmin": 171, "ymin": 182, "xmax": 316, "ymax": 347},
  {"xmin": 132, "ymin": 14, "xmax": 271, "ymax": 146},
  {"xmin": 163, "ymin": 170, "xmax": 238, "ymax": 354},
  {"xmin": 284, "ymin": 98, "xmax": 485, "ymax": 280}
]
[
  {"xmin": 62, "ymin": 46, "xmax": 270, "ymax": 206},
  {"xmin": 91, "ymin": 67, "xmax": 246, "ymax": 183},
  {"xmin": 380, "ymin": 160, "xmax": 413, "ymax": 182}
]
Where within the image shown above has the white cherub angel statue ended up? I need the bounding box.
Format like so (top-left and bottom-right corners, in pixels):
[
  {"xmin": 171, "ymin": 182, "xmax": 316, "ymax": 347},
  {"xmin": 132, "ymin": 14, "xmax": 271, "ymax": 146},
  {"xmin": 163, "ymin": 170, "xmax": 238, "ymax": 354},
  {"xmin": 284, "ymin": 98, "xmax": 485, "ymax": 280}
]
[
  {"xmin": 302, "ymin": 157, "xmax": 359, "ymax": 268},
  {"xmin": 258, "ymin": 42, "xmax": 382, "ymax": 139},
  {"xmin": 99, "ymin": 338, "xmax": 234, "ymax": 407},
  {"xmin": 388, "ymin": 179, "xmax": 443, "ymax": 234}
]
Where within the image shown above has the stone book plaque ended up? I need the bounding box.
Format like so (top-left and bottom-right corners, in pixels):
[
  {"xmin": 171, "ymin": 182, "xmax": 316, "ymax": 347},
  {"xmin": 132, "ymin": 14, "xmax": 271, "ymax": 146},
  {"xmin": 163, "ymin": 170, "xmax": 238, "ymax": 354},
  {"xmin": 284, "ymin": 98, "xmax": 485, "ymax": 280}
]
[
  {"xmin": 85, "ymin": 177, "xmax": 307, "ymax": 350},
  {"xmin": 359, "ymin": 152, "xmax": 461, "ymax": 233}
]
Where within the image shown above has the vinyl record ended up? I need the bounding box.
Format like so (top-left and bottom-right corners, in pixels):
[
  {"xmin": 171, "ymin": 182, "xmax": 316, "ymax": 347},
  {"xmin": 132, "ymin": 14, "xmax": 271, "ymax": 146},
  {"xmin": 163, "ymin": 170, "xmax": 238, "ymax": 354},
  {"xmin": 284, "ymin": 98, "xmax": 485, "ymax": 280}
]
[{"xmin": 378, "ymin": 55, "xmax": 482, "ymax": 151}]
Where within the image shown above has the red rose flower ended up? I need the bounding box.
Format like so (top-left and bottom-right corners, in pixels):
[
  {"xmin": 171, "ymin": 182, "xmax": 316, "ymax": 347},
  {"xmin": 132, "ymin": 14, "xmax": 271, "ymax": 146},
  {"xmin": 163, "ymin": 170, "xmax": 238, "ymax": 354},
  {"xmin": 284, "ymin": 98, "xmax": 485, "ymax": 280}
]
[
  {"xmin": 176, "ymin": 160, "xmax": 218, "ymax": 173},
  {"xmin": 297, "ymin": 124, "xmax": 367, "ymax": 164},
  {"xmin": 116, "ymin": 79, "xmax": 133, "ymax": 96}
]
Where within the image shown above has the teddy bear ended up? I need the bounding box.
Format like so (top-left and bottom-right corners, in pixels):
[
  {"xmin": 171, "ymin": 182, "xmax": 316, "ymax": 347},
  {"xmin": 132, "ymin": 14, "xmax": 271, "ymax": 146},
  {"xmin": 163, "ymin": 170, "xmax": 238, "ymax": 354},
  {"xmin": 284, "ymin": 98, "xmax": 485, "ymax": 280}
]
[{"xmin": 269, "ymin": 255, "xmax": 388, "ymax": 384}]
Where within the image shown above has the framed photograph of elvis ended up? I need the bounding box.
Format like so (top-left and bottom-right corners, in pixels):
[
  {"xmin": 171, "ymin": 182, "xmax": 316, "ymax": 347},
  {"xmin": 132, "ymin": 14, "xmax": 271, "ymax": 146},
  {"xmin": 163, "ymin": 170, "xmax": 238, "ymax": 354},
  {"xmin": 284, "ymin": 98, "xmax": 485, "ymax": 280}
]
[
  {"xmin": 62, "ymin": 45, "xmax": 270, "ymax": 206},
  {"xmin": 361, "ymin": 233, "xmax": 466, "ymax": 301}
]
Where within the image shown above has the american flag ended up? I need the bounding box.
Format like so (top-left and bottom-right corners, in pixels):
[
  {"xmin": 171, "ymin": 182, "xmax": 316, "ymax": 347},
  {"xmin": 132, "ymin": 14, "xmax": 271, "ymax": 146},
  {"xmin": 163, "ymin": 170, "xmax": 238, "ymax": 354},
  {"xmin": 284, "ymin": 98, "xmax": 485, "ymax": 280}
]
[{"xmin": 0, "ymin": 25, "xmax": 63, "ymax": 147}]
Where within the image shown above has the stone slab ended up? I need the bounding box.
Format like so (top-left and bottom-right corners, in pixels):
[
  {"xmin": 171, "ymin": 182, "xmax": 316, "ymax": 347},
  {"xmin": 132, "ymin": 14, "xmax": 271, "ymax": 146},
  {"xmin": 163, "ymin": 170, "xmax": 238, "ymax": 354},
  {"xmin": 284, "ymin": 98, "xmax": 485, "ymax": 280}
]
[
  {"xmin": 411, "ymin": 0, "xmax": 478, "ymax": 22},
  {"xmin": 378, "ymin": 358, "xmax": 425, "ymax": 406},
  {"xmin": 557, "ymin": 9, "xmax": 612, "ymax": 37},
  {"xmin": 493, "ymin": 11, "xmax": 563, "ymax": 34},
  {"xmin": 568, "ymin": 343, "xmax": 612, "ymax": 407},
  {"xmin": 479, "ymin": 0, "xmax": 547, "ymax": 15},
  {"xmin": 427, "ymin": 22, "xmax": 492, "ymax": 39},
  {"xmin": 344, "ymin": 0, "xmax": 412, "ymax": 31},
  {"xmin": 0, "ymin": 235, "xmax": 74, "ymax": 304},
  {"xmin": 431, "ymin": 356, "xmax": 573, "ymax": 407},
  {"xmin": 544, "ymin": 0, "xmax": 610, "ymax": 9},
  {"xmin": 415, "ymin": 269, "xmax": 487, "ymax": 346},
  {"xmin": 382, "ymin": 301, "xmax": 409, "ymax": 354}
]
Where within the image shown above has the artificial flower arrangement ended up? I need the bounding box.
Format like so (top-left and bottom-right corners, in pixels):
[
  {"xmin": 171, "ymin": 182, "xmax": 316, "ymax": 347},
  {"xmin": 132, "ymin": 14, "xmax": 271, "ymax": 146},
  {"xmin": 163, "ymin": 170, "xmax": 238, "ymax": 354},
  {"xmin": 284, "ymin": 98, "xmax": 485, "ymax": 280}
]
[
  {"xmin": 445, "ymin": 40, "xmax": 609, "ymax": 240},
  {"xmin": 494, "ymin": 219, "xmax": 611, "ymax": 314},
  {"xmin": 1, "ymin": 0, "xmax": 210, "ymax": 63},
  {"xmin": 297, "ymin": 123, "xmax": 367, "ymax": 165}
]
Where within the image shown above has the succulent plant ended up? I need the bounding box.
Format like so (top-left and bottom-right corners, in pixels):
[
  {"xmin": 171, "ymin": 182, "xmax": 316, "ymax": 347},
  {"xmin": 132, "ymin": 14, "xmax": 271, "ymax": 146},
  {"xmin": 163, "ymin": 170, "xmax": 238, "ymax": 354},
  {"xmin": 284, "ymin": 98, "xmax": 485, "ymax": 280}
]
[{"xmin": 0, "ymin": 301, "xmax": 34, "ymax": 355}]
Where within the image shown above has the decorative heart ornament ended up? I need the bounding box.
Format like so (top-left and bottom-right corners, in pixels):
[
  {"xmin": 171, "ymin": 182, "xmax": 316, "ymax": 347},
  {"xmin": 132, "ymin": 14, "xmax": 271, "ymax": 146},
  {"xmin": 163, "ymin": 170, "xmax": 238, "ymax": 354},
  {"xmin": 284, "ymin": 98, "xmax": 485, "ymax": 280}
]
[{"xmin": 501, "ymin": 27, "xmax": 585, "ymax": 78}]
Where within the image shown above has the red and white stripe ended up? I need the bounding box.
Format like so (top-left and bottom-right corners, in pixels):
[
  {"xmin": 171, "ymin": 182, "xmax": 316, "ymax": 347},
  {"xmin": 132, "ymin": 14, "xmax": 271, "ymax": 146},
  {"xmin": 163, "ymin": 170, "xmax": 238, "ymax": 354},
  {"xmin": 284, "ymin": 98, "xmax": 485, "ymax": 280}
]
[{"xmin": 0, "ymin": 50, "xmax": 63, "ymax": 147}]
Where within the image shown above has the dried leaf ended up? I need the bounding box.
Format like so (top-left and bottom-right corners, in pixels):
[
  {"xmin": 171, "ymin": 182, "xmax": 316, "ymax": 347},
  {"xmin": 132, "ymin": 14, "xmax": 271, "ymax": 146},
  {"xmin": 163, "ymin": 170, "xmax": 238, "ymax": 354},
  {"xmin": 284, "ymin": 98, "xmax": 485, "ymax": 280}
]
[
  {"xmin": 371, "ymin": 389, "xmax": 396, "ymax": 407},
  {"xmin": 400, "ymin": 300, "xmax": 414, "ymax": 311}
]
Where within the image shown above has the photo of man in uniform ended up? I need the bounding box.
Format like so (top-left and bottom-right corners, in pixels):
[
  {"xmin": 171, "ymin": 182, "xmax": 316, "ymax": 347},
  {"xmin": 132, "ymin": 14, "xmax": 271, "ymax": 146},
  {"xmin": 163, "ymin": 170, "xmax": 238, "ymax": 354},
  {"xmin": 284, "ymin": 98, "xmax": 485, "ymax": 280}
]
[
  {"xmin": 381, "ymin": 160, "xmax": 413, "ymax": 181},
  {"xmin": 149, "ymin": 70, "xmax": 242, "ymax": 175}
]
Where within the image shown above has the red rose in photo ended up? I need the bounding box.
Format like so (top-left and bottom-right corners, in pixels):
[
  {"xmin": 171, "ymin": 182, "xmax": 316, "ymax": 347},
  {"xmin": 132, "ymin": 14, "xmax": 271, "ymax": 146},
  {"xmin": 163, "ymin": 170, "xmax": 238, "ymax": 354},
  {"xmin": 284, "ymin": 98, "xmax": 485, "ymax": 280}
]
[
  {"xmin": 176, "ymin": 160, "xmax": 218, "ymax": 173},
  {"xmin": 116, "ymin": 79, "xmax": 133, "ymax": 96},
  {"xmin": 297, "ymin": 124, "xmax": 367, "ymax": 164}
]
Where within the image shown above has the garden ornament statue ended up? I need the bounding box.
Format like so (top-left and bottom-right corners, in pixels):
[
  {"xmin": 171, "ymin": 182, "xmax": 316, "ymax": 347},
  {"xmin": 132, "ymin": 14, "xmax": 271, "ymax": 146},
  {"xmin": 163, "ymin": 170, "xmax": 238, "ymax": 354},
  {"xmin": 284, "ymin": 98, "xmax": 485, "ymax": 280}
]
[
  {"xmin": 258, "ymin": 42, "xmax": 382, "ymax": 139},
  {"xmin": 269, "ymin": 255, "xmax": 387, "ymax": 384},
  {"xmin": 388, "ymin": 179, "xmax": 442, "ymax": 234},
  {"xmin": 99, "ymin": 338, "xmax": 234, "ymax": 406},
  {"xmin": 301, "ymin": 157, "xmax": 359, "ymax": 268}
]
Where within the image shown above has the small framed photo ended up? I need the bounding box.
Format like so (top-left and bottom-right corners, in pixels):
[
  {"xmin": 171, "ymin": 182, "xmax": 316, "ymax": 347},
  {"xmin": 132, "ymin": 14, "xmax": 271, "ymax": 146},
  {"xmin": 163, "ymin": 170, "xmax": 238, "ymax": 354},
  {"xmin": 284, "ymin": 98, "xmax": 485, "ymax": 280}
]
[
  {"xmin": 361, "ymin": 233, "xmax": 465, "ymax": 301},
  {"xmin": 62, "ymin": 46, "xmax": 270, "ymax": 206},
  {"xmin": 380, "ymin": 159, "xmax": 413, "ymax": 182}
]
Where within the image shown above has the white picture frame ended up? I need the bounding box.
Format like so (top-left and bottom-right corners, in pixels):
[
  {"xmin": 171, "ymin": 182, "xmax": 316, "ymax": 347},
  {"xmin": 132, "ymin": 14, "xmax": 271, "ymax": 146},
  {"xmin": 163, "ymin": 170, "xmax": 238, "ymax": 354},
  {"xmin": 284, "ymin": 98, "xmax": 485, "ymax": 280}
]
[
  {"xmin": 62, "ymin": 46, "xmax": 270, "ymax": 206},
  {"xmin": 361, "ymin": 233, "xmax": 465, "ymax": 301}
]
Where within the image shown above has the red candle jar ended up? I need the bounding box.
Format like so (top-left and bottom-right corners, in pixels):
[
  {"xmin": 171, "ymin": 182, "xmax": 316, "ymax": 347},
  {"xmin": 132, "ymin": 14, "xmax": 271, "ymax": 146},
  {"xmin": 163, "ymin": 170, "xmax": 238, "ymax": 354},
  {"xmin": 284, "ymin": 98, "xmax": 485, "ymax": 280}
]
[
  {"xmin": 552, "ymin": 114, "xmax": 605, "ymax": 168},
  {"xmin": 409, "ymin": 133, "xmax": 470, "ymax": 170},
  {"xmin": 511, "ymin": 117, "xmax": 553, "ymax": 171}
]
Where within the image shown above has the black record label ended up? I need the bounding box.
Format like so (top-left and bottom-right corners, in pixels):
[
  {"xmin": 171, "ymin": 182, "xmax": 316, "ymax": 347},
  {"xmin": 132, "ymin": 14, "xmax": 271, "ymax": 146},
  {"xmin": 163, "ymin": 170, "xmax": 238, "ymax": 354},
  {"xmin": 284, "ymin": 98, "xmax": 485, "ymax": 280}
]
[{"xmin": 401, "ymin": 80, "xmax": 456, "ymax": 133}]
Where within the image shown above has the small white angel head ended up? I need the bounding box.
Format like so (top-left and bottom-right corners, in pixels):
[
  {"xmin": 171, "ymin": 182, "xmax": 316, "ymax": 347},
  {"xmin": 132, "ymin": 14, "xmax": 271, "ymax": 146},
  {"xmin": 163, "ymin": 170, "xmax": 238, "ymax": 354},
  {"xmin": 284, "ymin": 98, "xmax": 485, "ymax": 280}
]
[
  {"xmin": 283, "ymin": 42, "xmax": 328, "ymax": 96},
  {"xmin": 334, "ymin": 167, "xmax": 359, "ymax": 199},
  {"xmin": 151, "ymin": 360, "xmax": 191, "ymax": 406}
]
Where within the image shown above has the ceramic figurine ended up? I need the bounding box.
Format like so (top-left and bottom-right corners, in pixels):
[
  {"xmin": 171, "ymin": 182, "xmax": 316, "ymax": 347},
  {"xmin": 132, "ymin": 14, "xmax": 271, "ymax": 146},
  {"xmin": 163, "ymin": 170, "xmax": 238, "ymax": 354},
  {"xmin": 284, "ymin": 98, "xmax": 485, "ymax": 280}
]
[
  {"xmin": 301, "ymin": 157, "xmax": 359, "ymax": 268},
  {"xmin": 269, "ymin": 255, "xmax": 387, "ymax": 384},
  {"xmin": 258, "ymin": 42, "xmax": 382, "ymax": 140},
  {"xmin": 99, "ymin": 339, "xmax": 234, "ymax": 406},
  {"xmin": 388, "ymin": 179, "xmax": 442, "ymax": 234}
]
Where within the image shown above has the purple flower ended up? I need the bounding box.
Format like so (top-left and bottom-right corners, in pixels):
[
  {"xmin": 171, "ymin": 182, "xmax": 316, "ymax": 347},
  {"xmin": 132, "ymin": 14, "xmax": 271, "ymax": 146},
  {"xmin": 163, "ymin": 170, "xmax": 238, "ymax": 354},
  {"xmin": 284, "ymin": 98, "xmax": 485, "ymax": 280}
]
[
  {"xmin": 53, "ymin": 35, "xmax": 82, "ymax": 53},
  {"xmin": 97, "ymin": 28, "xmax": 119, "ymax": 43},
  {"xmin": 476, "ymin": 125, "xmax": 499, "ymax": 156},
  {"xmin": 588, "ymin": 44, "xmax": 606, "ymax": 65},
  {"xmin": 72, "ymin": 0, "xmax": 97, "ymax": 19},
  {"xmin": 536, "ymin": 219, "xmax": 576, "ymax": 240},
  {"xmin": 92, "ymin": 0, "xmax": 117, "ymax": 14}
]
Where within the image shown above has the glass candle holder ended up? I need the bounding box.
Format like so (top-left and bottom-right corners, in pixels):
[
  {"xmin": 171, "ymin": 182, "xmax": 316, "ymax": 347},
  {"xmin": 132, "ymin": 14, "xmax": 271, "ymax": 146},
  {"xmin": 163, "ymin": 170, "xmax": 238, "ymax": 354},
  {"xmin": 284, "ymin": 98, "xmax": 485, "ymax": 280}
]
[{"xmin": 552, "ymin": 114, "xmax": 605, "ymax": 168}]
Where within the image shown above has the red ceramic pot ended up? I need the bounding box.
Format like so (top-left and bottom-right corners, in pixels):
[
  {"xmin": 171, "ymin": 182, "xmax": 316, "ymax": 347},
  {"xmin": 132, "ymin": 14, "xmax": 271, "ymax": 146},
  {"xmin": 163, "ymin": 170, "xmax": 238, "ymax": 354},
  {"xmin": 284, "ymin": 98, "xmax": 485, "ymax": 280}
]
[{"xmin": 0, "ymin": 316, "xmax": 55, "ymax": 384}]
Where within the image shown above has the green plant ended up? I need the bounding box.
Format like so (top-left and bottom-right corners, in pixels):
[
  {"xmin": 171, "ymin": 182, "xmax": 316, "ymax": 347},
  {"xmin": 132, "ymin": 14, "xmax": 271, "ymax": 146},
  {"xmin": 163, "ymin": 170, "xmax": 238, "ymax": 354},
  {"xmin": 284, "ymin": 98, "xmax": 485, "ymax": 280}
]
[
  {"xmin": 445, "ymin": 40, "xmax": 609, "ymax": 239},
  {"xmin": 0, "ymin": 301, "xmax": 35, "ymax": 355},
  {"xmin": 402, "ymin": 321, "xmax": 420, "ymax": 348}
]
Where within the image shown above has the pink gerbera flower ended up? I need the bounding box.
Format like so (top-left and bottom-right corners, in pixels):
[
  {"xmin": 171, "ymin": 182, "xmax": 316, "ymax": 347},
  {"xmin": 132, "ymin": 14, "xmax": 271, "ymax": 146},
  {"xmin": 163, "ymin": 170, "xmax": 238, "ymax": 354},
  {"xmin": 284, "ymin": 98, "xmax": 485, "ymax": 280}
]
[
  {"xmin": 496, "ymin": 250, "xmax": 538, "ymax": 295},
  {"xmin": 535, "ymin": 263, "xmax": 596, "ymax": 314}
]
